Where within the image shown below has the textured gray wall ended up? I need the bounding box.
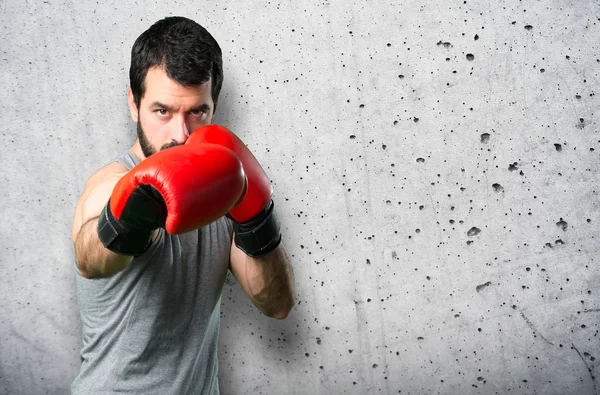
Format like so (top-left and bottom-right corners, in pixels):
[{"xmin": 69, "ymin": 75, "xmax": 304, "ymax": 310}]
[{"xmin": 1, "ymin": 0, "xmax": 599, "ymax": 394}]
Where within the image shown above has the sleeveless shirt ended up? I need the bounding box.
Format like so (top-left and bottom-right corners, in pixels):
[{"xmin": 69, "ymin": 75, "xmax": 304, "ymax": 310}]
[{"xmin": 71, "ymin": 150, "xmax": 234, "ymax": 395}]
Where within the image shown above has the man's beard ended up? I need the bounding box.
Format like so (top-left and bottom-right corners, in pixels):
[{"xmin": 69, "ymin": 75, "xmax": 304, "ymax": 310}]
[{"xmin": 136, "ymin": 116, "xmax": 183, "ymax": 158}]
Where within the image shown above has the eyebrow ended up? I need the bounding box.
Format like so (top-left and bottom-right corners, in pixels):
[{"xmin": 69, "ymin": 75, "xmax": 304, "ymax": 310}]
[
  {"xmin": 150, "ymin": 101, "xmax": 212, "ymax": 113},
  {"xmin": 191, "ymin": 103, "xmax": 212, "ymax": 113}
]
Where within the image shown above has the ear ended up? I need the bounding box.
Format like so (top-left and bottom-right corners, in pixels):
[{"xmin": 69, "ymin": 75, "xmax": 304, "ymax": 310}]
[{"xmin": 127, "ymin": 89, "xmax": 139, "ymax": 122}]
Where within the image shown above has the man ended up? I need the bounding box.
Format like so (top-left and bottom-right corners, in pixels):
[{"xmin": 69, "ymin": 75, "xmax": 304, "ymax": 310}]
[{"xmin": 71, "ymin": 16, "xmax": 295, "ymax": 394}]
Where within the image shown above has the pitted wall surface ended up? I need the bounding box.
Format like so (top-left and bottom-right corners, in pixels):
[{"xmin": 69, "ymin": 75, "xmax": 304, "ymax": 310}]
[{"xmin": 1, "ymin": 1, "xmax": 599, "ymax": 394}]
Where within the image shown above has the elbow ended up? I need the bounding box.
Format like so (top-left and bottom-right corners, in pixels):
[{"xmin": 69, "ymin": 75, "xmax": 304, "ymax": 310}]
[
  {"xmin": 75, "ymin": 250, "xmax": 99, "ymax": 279},
  {"xmin": 75, "ymin": 259, "xmax": 94, "ymax": 279},
  {"xmin": 76, "ymin": 260, "xmax": 112, "ymax": 279},
  {"xmin": 266, "ymin": 295, "xmax": 295, "ymax": 320},
  {"xmin": 267, "ymin": 308, "xmax": 291, "ymax": 320},
  {"xmin": 79, "ymin": 268, "xmax": 95, "ymax": 279},
  {"xmin": 270, "ymin": 312, "xmax": 288, "ymax": 320},
  {"xmin": 75, "ymin": 252, "xmax": 91, "ymax": 279}
]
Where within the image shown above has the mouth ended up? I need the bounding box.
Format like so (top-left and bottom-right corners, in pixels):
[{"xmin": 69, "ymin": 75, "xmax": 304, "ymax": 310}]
[{"xmin": 160, "ymin": 141, "xmax": 183, "ymax": 151}]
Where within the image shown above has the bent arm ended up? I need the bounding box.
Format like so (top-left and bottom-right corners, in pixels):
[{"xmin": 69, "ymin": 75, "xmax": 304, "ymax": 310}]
[{"xmin": 229, "ymin": 238, "xmax": 295, "ymax": 319}]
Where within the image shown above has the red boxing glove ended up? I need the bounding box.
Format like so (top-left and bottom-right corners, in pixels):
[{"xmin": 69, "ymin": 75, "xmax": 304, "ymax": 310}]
[
  {"xmin": 97, "ymin": 142, "xmax": 246, "ymax": 256},
  {"xmin": 188, "ymin": 124, "xmax": 281, "ymax": 257}
]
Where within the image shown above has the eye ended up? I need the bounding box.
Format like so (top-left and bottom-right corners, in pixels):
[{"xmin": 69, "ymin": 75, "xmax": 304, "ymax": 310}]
[
  {"xmin": 190, "ymin": 108, "xmax": 208, "ymax": 118},
  {"xmin": 155, "ymin": 109, "xmax": 169, "ymax": 117}
]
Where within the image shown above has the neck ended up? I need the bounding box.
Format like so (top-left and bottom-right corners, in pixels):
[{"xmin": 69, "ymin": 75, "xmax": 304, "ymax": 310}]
[{"xmin": 130, "ymin": 139, "xmax": 145, "ymax": 162}]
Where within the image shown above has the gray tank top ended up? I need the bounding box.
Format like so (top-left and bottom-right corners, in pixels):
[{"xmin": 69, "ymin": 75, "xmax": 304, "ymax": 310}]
[{"xmin": 71, "ymin": 150, "xmax": 234, "ymax": 395}]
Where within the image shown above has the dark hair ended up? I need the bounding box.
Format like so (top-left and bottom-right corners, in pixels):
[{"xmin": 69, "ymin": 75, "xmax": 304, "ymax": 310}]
[{"xmin": 129, "ymin": 16, "xmax": 223, "ymax": 110}]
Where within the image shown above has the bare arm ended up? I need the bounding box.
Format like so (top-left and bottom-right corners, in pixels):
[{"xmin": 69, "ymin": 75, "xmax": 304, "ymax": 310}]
[
  {"xmin": 74, "ymin": 216, "xmax": 133, "ymax": 278},
  {"xmin": 229, "ymin": 238, "xmax": 295, "ymax": 319},
  {"xmin": 72, "ymin": 162, "xmax": 156, "ymax": 279}
]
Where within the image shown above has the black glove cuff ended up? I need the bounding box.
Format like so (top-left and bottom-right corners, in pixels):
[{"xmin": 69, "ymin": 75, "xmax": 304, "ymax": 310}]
[
  {"xmin": 97, "ymin": 199, "xmax": 153, "ymax": 257},
  {"xmin": 231, "ymin": 199, "xmax": 282, "ymax": 257}
]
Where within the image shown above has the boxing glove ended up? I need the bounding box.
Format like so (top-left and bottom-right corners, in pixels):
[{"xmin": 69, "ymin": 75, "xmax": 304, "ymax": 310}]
[
  {"xmin": 187, "ymin": 124, "xmax": 281, "ymax": 257},
  {"xmin": 97, "ymin": 142, "xmax": 246, "ymax": 256}
]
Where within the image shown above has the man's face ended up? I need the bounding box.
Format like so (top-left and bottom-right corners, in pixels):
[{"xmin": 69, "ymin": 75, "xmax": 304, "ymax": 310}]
[{"xmin": 128, "ymin": 66, "xmax": 216, "ymax": 158}]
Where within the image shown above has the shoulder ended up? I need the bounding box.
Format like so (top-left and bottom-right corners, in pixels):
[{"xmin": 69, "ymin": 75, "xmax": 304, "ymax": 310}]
[
  {"xmin": 88, "ymin": 161, "xmax": 129, "ymax": 187},
  {"xmin": 80, "ymin": 161, "xmax": 129, "ymax": 204},
  {"xmin": 78, "ymin": 161, "xmax": 128, "ymax": 204}
]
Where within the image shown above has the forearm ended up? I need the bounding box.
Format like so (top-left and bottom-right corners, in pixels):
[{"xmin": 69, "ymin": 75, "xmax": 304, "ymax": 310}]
[
  {"xmin": 240, "ymin": 242, "xmax": 295, "ymax": 319},
  {"xmin": 74, "ymin": 217, "xmax": 133, "ymax": 279}
]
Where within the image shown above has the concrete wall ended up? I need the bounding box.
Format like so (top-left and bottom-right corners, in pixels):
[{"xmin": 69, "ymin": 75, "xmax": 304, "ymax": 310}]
[{"xmin": 1, "ymin": 0, "xmax": 599, "ymax": 394}]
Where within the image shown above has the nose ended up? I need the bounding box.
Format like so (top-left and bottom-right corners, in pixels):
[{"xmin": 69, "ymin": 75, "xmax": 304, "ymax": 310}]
[{"xmin": 171, "ymin": 116, "xmax": 190, "ymax": 144}]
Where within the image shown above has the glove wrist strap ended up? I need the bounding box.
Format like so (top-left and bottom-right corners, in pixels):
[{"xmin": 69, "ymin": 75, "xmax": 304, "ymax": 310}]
[
  {"xmin": 97, "ymin": 199, "xmax": 153, "ymax": 256},
  {"xmin": 232, "ymin": 200, "xmax": 281, "ymax": 257}
]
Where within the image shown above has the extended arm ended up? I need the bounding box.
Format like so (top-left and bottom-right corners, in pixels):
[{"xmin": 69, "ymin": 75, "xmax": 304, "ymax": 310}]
[
  {"xmin": 72, "ymin": 140, "xmax": 245, "ymax": 279},
  {"xmin": 75, "ymin": 216, "xmax": 135, "ymax": 278},
  {"xmin": 72, "ymin": 163, "xmax": 135, "ymax": 278}
]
